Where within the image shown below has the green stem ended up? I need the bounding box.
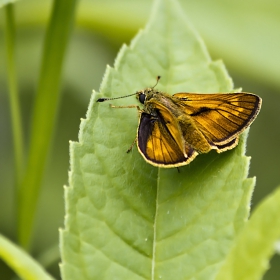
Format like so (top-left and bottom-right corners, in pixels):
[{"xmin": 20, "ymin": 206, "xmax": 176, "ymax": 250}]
[
  {"xmin": 0, "ymin": 233, "xmax": 55, "ymax": 280},
  {"xmin": 4, "ymin": 4, "xmax": 24, "ymax": 192},
  {"xmin": 18, "ymin": 0, "xmax": 78, "ymax": 249}
]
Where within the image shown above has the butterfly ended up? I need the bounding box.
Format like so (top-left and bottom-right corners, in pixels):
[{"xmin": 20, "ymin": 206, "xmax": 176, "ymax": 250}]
[{"xmin": 97, "ymin": 76, "xmax": 262, "ymax": 168}]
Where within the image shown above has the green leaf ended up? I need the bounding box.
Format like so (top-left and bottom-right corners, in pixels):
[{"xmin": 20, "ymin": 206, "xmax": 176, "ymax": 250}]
[
  {"xmin": 60, "ymin": 0, "xmax": 256, "ymax": 279},
  {"xmin": 216, "ymin": 186, "xmax": 280, "ymax": 280},
  {"xmin": 0, "ymin": 233, "xmax": 55, "ymax": 280}
]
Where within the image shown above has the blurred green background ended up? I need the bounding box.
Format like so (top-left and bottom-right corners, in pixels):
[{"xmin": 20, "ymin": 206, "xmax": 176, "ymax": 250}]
[{"xmin": 0, "ymin": 0, "xmax": 279, "ymax": 279}]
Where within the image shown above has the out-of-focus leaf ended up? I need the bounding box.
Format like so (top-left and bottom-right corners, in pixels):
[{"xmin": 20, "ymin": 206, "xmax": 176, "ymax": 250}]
[
  {"xmin": 216, "ymin": 187, "xmax": 280, "ymax": 280},
  {"xmin": 0, "ymin": 0, "xmax": 18, "ymax": 8}
]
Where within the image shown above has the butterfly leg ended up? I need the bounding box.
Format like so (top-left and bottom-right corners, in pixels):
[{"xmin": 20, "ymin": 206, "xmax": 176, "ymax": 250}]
[
  {"xmin": 109, "ymin": 104, "xmax": 142, "ymax": 154},
  {"xmin": 126, "ymin": 137, "xmax": 137, "ymax": 153},
  {"xmin": 110, "ymin": 104, "xmax": 141, "ymax": 110}
]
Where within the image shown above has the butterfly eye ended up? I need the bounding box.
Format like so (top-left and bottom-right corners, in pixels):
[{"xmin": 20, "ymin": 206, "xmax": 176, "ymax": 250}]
[{"xmin": 138, "ymin": 92, "xmax": 146, "ymax": 104}]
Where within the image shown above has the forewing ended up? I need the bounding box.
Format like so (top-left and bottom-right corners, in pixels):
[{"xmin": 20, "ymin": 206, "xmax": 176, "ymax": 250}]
[
  {"xmin": 150, "ymin": 101, "xmax": 186, "ymax": 155},
  {"xmin": 137, "ymin": 112, "xmax": 197, "ymax": 167},
  {"xmin": 174, "ymin": 92, "xmax": 261, "ymax": 145}
]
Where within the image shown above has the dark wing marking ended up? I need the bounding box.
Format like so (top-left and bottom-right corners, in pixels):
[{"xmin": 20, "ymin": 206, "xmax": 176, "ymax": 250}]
[{"xmin": 137, "ymin": 112, "xmax": 197, "ymax": 167}]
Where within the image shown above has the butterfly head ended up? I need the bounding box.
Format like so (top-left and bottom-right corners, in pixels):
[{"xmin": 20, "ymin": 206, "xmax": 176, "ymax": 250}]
[
  {"xmin": 136, "ymin": 76, "xmax": 161, "ymax": 104},
  {"xmin": 135, "ymin": 88, "xmax": 152, "ymax": 104},
  {"xmin": 136, "ymin": 90, "xmax": 146, "ymax": 104}
]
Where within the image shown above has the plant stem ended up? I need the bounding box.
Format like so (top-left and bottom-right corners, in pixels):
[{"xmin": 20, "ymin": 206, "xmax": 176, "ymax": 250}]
[
  {"xmin": 18, "ymin": 0, "xmax": 78, "ymax": 249},
  {"xmin": 4, "ymin": 4, "xmax": 24, "ymax": 196}
]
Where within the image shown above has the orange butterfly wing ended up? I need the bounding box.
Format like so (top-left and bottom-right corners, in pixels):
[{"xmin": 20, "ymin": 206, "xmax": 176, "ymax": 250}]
[
  {"xmin": 173, "ymin": 92, "xmax": 261, "ymax": 149},
  {"xmin": 137, "ymin": 107, "xmax": 197, "ymax": 167}
]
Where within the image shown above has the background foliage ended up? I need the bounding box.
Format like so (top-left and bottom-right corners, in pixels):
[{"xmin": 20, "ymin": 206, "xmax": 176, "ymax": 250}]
[{"xmin": 0, "ymin": 0, "xmax": 279, "ymax": 279}]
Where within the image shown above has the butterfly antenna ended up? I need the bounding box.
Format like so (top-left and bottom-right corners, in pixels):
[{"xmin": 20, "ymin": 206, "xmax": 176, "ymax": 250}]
[
  {"xmin": 97, "ymin": 92, "xmax": 137, "ymax": 102},
  {"xmin": 97, "ymin": 76, "xmax": 161, "ymax": 102},
  {"xmin": 151, "ymin": 75, "xmax": 161, "ymax": 89}
]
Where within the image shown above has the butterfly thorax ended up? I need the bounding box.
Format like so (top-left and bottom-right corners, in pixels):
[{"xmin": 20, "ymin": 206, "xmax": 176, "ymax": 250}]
[{"xmin": 137, "ymin": 88, "xmax": 184, "ymax": 117}]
